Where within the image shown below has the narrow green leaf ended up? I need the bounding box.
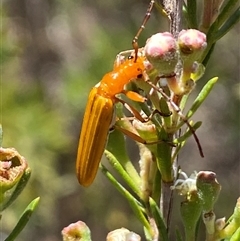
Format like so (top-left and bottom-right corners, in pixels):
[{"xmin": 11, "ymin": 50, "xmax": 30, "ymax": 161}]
[
  {"xmin": 215, "ymin": 7, "xmax": 240, "ymax": 41},
  {"xmin": 218, "ymin": 198, "xmax": 240, "ymax": 238},
  {"xmin": 202, "ymin": 43, "xmax": 216, "ymax": 66},
  {"xmin": 107, "ymin": 128, "xmax": 141, "ymax": 186},
  {"xmin": 175, "ymin": 121, "xmax": 202, "ymax": 144},
  {"xmin": 201, "ymin": 0, "xmax": 239, "ymax": 64},
  {"xmin": 5, "ymin": 197, "xmax": 40, "ymax": 241},
  {"xmin": 104, "ymin": 150, "xmax": 141, "ymax": 197},
  {"xmin": 186, "ymin": 0, "xmax": 198, "ymax": 28},
  {"xmin": 143, "ymin": 226, "xmax": 153, "ymax": 241},
  {"xmin": 215, "ymin": 0, "xmax": 239, "ymax": 29},
  {"xmin": 206, "ymin": 0, "xmax": 239, "ymax": 45},
  {"xmin": 186, "ymin": 77, "xmax": 218, "ymax": 119},
  {"xmin": 149, "ymin": 198, "xmax": 169, "ymax": 241},
  {"xmin": 100, "ymin": 164, "xmax": 152, "ymax": 234},
  {"xmin": 230, "ymin": 227, "xmax": 240, "ymax": 241}
]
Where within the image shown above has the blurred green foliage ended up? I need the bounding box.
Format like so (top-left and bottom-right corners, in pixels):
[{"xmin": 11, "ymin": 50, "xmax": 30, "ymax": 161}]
[{"xmin": 1, "ymin": 0, "xmax": 239, "ymax": 240}]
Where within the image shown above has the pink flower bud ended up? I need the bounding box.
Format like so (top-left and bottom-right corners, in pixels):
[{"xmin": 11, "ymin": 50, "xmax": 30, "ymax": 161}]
[
  {"xmin": 62, "ymin": 221, "xmax": 91, "ymax": 241},
  {"xmin": 178, "ymin": 29, "xmax": 207, "ymax": 59},
  {"xmin": 144, "ymin": 32, "xmax": 178, "ymax": 75}
]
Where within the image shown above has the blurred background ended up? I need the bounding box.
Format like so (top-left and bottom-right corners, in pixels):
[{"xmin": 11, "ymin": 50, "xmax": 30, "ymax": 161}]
[{"xmin": 1, "ymin": 0, "xmax": 239, "ymax": 240}]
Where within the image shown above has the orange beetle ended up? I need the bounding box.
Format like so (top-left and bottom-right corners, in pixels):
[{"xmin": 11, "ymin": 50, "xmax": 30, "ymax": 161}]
[{"xmin": 76, "ymin": 56, "xmax": 146, "ymax": 186}]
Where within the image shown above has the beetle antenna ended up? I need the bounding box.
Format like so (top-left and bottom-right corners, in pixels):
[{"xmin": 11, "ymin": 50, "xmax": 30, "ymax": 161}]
[{"xmin": 132, "ymin": 0, "xmax": 155, "ymax": 62}]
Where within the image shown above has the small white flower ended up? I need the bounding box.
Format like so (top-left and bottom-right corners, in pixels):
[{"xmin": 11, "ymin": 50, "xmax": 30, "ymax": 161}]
[{"xmin": 171, "ymin": 170, "xmax": 198, "ymax": 196}]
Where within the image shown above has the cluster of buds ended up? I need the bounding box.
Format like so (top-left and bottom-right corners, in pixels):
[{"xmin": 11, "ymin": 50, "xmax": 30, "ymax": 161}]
[
  {"xmin": 171, "ymin": 170, "xmax": 240, "ymax": 239},
  {"xmin": 171, "ymin": 171, "xmax": 221, "ymax": 238},
  {"xmin": 144, "ymin": 29, "xmax": 207, "ymax": 95}
]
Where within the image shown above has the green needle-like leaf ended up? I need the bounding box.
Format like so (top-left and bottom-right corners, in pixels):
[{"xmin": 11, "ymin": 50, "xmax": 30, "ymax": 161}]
[
  {"xmin": 202, "ymin": 43, "xmax": 216, "ymax": 66},
  {"xmin": 186, "ymin": 77, "xmax": 218, "ymax": 119},
  {"xmin": 5, "ymin": 197, "xmax": 40, "ymax": 241},
  {"xmin": 100, "ymin": 164, "xmax": 152, "ymax": 234},
  {"xmin": 215, "ymin": 0, "xmax": 239, "ymax": 29},
  {"xmin": 201, "ymin": 0, "xmax": 239, "ymax": 63},
  {"xmin": 175, "ymin": 121, "xmax": 202, "ymax": 144},
  {"xmin": 215, "ymin": 7, "xmax": 240, "ymax": 40},
  {"xmin": 107, "ymin": 128, "xmax": 141, "ymax": 186},
  {"xmin": 218, "ymin": 198, "xmax": 240, "ymax": 239},
  {"xmin": 230, "ymin": 227, "xmax": 240, "ymax": 241},
  {"xmin": 186, "ymin": 0, "xmax": 198, "ymax": 28},
  {"xmin": 104, "ymin": 150, "xmax": 141, "ymax": 197}
]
